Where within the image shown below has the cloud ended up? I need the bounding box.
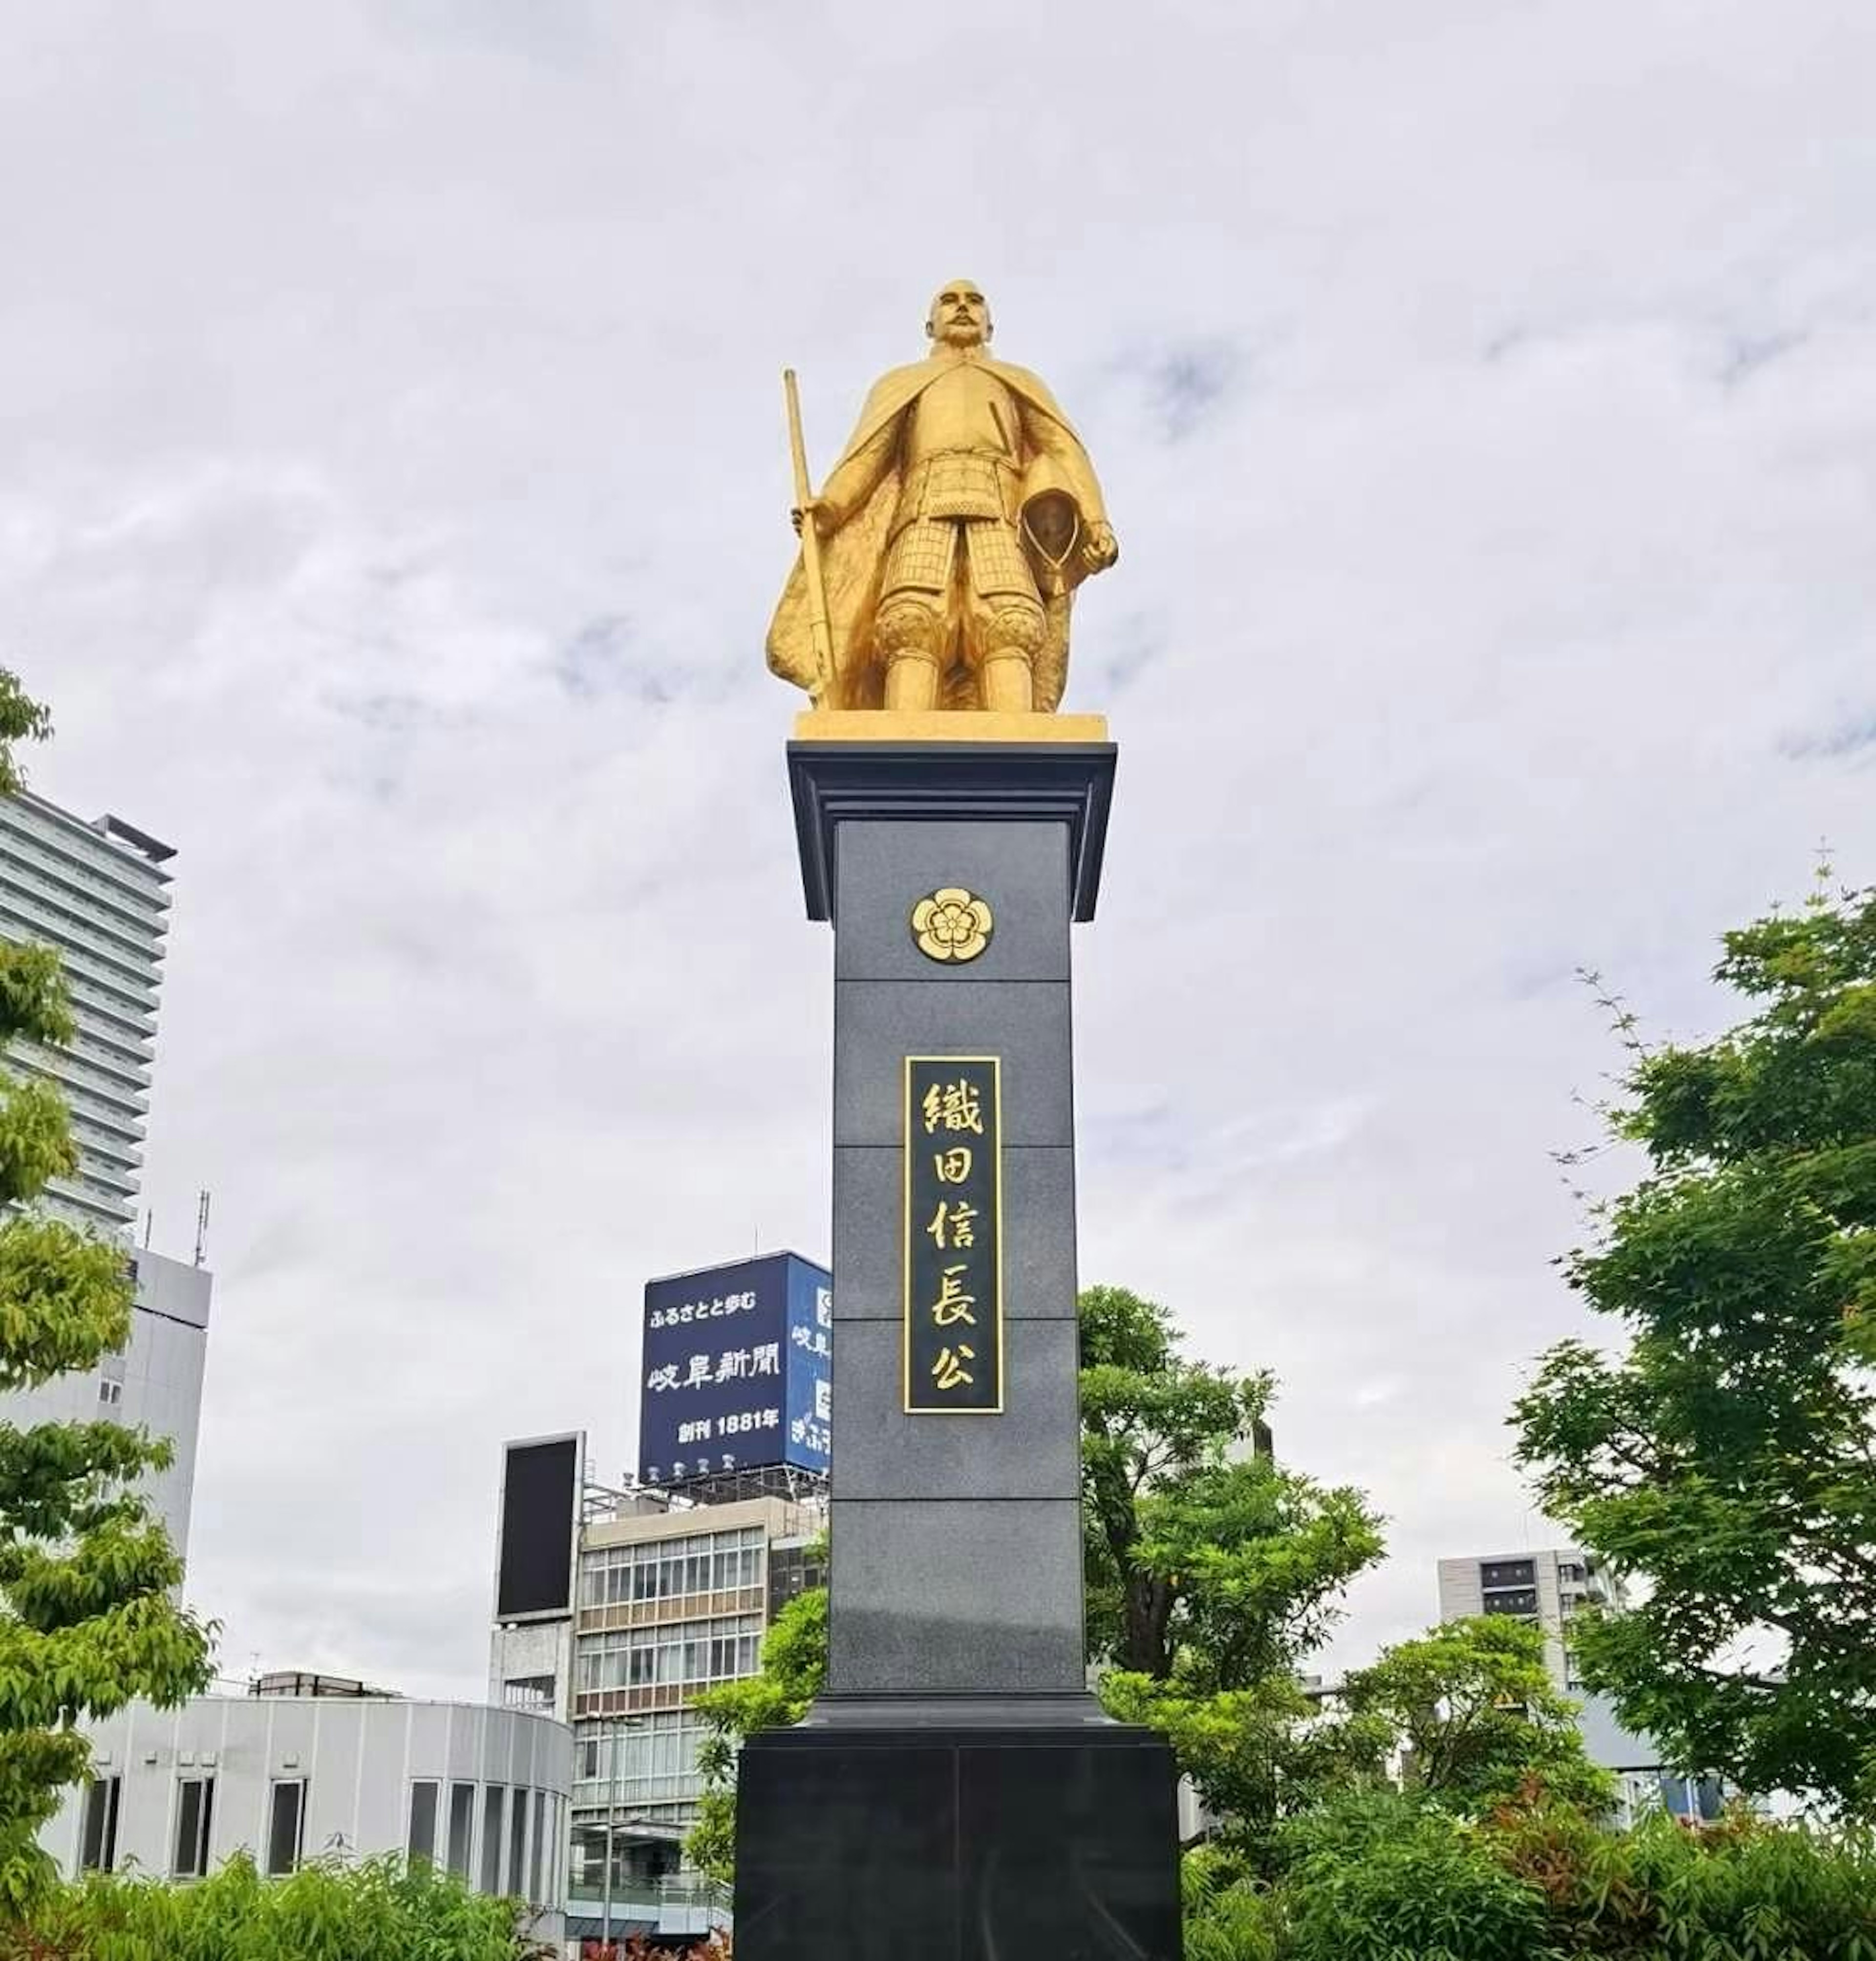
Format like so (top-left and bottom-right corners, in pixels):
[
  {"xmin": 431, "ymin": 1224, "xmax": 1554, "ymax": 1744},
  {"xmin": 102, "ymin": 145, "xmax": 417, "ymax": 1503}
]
[
  {"xmin": 3, "ymin": 0, "xmax": 1874, "ymax": 1698},
  {"xmin": 1136, "ymin": 341, "xmax": 1243, "ymax": 442},
  {"xmin": 1780, "ymin": 710, "xmax": 1876, "ymax": 762},
  {"xmin": 549, "ymin": 614, "xmax": 671, "ymax": 704}
]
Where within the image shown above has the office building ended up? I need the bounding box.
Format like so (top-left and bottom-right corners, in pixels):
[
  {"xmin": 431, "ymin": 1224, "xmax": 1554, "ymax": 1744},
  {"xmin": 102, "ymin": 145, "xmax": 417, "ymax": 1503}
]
[
  {"xmin": 0, "ymin": 791, "xmax": 174, "ymax": 1236},
  {"xmin": 490, "ymin": 1455, "xmax": 824, "ymax": 1944},
  {"xmin": 40, "ymin": 1676, "xmax": 573, "ymax": 1947},
  {"xmin": 0, "ymin": 787, "xmax": 212, "ymax": 1561}
]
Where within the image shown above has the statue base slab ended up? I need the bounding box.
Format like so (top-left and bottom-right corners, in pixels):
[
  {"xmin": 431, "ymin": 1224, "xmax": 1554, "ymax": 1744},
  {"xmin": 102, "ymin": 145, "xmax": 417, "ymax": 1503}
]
[{"xmin": 793, "ymin": 709, "xmax": 1109, "ymax": 745}]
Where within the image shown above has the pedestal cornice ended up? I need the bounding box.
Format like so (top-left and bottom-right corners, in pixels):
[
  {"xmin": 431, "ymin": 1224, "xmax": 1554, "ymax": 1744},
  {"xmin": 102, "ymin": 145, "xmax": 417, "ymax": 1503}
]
[{"xmin": 787, "ymin": 734, "xmax": 1117, "ymax": 925}]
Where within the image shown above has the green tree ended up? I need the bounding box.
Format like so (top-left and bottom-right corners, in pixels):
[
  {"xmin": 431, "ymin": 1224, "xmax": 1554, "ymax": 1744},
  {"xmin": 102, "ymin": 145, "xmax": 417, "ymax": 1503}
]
[
  {"xmin": 0, "ymin": 669, "xmax": 214, "ymax": 1913},
  {"xmin": 1082, "ymin": 1286, "xmax": 1384, "ymax": 1854},
  {"xmin": 1101, "ymin": 1668, "xmax": 1389, "ymax": 1858},
  {"xmin": 1079, "ymin": 1285, "xmax": 1385, "ymax": 1690},
  {"xmin": 1328, "ymin": 1616, "xmax": 1615, "ymax": 1818},
  {"xmin": 1514, "ymin": 877, "xmax": 1876, "ymax": 1813}
]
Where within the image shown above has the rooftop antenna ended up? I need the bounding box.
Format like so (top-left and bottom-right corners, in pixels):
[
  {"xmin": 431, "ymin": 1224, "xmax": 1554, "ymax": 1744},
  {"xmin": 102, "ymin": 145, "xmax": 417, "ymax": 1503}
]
[{"xmin": 193, "ymin": 1189, "xmax": 212, "ymax": 1268}]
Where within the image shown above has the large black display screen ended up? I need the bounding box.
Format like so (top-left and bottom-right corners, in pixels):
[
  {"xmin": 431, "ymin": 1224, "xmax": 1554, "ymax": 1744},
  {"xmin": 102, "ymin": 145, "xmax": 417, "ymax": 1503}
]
[{"xmin": 495, "ymin": 1435, "xmax": 579, "ymax": 1620}]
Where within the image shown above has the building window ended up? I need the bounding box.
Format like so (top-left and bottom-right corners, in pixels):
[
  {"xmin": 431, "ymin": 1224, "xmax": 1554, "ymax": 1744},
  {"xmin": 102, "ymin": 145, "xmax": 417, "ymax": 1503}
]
[
  {"xmin": 507, "ymin": 1786, "xmax": 528, "ymax": 1896},
  {"xmin": 573, "ymin": 1708, "xmax": 713, "ymax": 1812},
  {"xmin": 97, "ymin": 1379, "xmax": 123, "ymax": 1407},
  {"xmin": 266, "ymin": 1780, "xmax": 305, "ymax": 1876},
  {"xmin": 407, "ymin": 1781, "xmax": 439, "ymax": 1867},
  {"xmin": 79, "ymin": 1776, "xmax": 121, "ymax": 1874},
  {"xmin": 503, "ymin": 1675, "xmax": 554, "ymax": 1711},
  {"xmin": 447, "ymin": 1782, "xmax": 476, "ymax": 1880},
  {"xmin": 1482, "ymin": 1588, "xmax": 1539, "ymax": 1617},
  {"xmin": 480, "ymin": 1786, "xmax": 506, "ymax": 1895},
  {"xmin": 573, "ymin": 1612, "xmax": 765, "ymax": 1702},
  {"xmin": 173, "ymin": 1776, "xmax": 215, "ymax": 1878},
  {"xmin": 525, "ymin": 1796, "xmax": 549, "ymax": 1898},
  {"xmin": 578, "ymin": 1527, "xmax": 767, "ymax": 1612},
  {"xmin": 767, "ymin": 1540, "xmax": 829, "ymax": 1617},
  {"xmin": 1479, "ymin": 1559, "xmax": 1536, "ymax": 1591}
]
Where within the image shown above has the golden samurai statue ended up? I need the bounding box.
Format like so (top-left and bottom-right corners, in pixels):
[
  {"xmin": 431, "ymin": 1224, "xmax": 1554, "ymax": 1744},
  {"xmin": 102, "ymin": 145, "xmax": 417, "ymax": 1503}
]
[{"xmin": 768, "ymin": 278, "xmax": 1118, "ymax": 715}]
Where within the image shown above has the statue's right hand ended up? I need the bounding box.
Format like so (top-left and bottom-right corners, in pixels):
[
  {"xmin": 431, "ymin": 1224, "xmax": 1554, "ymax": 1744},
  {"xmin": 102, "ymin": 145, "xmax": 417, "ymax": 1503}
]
[{"xmin": 791, "ymin": 498, "xmax": 834, "ymax": 540}]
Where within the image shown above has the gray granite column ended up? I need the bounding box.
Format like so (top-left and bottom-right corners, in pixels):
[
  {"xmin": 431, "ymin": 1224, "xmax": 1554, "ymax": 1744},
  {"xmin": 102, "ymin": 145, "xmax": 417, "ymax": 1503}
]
[
  {"xmin": 735, "ymin": 737, "xmax": 1179, "ymax": 1961},
  {"xmin": 788, "ymin": 739, "xmax": 1115, "ymax": 1717}
]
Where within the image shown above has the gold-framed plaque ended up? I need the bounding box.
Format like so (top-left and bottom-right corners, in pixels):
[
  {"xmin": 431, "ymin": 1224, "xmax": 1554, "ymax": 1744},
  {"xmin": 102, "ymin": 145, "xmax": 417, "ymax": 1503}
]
[{"xmin": 902, "ymin": 1055, "xmax": 1004, "ymax": 1414}]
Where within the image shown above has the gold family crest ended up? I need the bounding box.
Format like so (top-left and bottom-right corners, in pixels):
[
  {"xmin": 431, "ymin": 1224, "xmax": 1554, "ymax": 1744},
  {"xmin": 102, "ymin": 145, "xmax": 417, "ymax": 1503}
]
[{"xmin": 911, "ymin": 888, "xmax": 994, "ymax": 963}]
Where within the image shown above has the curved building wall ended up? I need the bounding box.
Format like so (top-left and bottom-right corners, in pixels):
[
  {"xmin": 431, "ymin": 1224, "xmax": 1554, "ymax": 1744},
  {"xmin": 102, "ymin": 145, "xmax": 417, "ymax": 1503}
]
[{"xmin": 43, "ymin": 1696, "xmax": 573, "ymax": 1934}]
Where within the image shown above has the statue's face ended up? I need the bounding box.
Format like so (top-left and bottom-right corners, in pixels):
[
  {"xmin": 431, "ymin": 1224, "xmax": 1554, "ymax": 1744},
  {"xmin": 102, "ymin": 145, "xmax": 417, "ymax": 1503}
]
[{"xmin": 929, "ymin": 280, "xmax": 990, "ymax": 348}]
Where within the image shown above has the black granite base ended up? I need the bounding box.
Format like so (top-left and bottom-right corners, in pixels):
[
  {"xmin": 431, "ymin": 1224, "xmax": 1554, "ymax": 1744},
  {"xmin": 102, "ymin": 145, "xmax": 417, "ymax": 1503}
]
[{"xmin": 734, "ymin": 1722, "xmax": 1182, "ymax": 1961}]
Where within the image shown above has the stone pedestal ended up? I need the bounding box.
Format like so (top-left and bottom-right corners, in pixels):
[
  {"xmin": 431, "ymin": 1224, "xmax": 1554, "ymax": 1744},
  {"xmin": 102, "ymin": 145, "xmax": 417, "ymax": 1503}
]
[
  {"xmin": 737, "ymin": 1725, "xmax": 1181, "ymax": 1961},
  {"xmin": 734, "ymin": 728, "xmax": 1179, "ymax": 1960}
]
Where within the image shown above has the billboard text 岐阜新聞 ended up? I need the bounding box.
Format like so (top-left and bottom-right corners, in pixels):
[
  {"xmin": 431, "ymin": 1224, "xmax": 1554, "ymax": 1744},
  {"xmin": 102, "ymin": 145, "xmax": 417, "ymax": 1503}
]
[{"xmin": 639, "ymin": 1253, "xmax": 830, "ymax": 1483}]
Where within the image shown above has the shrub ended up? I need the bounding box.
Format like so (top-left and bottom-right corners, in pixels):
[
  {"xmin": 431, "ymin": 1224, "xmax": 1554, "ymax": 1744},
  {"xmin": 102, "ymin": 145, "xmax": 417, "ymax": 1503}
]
[
  {"xmin": 1492, "ymin": 1801, "xmax": 1876, "ymax": 1960},
  {"xmin": 0, "ymin": 1851, "xmax": 549, "ymax": 1960},
  {"xmin": 1275, "ymin": 1790, "xmax": 1552, "ymax": 1961},
  {"xmin": 1182, "ymin": 1843, "xmax": 1280, "ymax": 1961}
]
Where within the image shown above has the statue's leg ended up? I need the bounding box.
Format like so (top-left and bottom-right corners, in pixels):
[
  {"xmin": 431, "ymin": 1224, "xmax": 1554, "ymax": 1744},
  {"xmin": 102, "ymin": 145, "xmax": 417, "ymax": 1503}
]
[
  {"xmin": 876, "ymin": 522, "xmax": 956, "ymax": 713},
  {"xmin": 962, "ymin": 523, "xmax": 1046, "ymax": 714},
  {"xmin": 876, "ymin": 595, "xmax": 944, "ymax": 712},
  {"xmin": 975, "ymin": 596, "xmax": 1046, "ymax": 715}
]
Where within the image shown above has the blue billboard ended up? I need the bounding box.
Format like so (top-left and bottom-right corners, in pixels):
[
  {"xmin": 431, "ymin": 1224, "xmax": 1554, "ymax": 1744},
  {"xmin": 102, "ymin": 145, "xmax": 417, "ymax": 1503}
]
[{"xmin": 638, "ymin": 1252, "xmax": 831, "ymax": 1485}]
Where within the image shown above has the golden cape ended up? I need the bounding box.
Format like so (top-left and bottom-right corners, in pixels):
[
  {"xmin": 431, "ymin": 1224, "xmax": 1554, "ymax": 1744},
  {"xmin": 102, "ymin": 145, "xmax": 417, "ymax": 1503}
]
[{"xmin": 767, "ymin": 355, "xmax": 1109, "ymax": 710}]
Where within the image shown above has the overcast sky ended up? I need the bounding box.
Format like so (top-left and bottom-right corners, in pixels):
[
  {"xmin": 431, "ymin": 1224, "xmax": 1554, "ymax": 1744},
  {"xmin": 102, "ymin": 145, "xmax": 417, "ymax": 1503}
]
[{"xmin": 4, "ymin": 1, "xmax": 1873, "ymax": 1698}]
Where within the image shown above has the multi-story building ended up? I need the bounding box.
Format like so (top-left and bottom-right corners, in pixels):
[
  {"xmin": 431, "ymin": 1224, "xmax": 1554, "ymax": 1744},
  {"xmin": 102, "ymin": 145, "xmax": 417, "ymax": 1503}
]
[
  {"xmin": 0, "ymin": 791, "xmax": 173, "ymax": 1236},
  {"xmin": 1435, "ymin": 1548, "xmax": 1621, "ymax": 1695},
  {"xmin": 0, "ymin": 1242, "xmax": 211, "ymax": 1559},
  {"xmin": 0, "ymin": 786, "xmax": 212, "ymax": 1562},
  {"xmin": 490, "ymin": 1469, "xmax": 825, "ymax": 1944}
]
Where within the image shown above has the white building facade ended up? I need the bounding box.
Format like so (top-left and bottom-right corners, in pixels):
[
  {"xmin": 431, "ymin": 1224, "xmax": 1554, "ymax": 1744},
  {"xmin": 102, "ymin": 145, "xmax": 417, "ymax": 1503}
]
[
  {"xmin": 43, "ymin": 1691, "xmax": 574, "ymax": 1944},
  {"xmin": 0, "ymin": 1244, "xmax": 210, "ymax": 1560}
]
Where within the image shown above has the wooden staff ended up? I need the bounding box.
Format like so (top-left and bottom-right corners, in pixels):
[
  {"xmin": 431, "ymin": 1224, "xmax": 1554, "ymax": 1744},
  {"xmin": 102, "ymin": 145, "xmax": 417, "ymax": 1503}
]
[{"xmin": 783, "ymin": 368, "xmax": 836, "ymax": 701}]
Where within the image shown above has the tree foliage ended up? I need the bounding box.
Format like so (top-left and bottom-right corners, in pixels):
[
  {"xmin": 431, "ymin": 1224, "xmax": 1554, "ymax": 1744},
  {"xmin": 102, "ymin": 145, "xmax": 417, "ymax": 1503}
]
[
  {"xmin": 1514, "ymin": 879, "xmax": 1876, "ymax": 1812},
  {"xmin": 1, "ymin": 1850, "xmax": 551, "ymax": 1960},
  {"xmin": 1329, "ymin": 1616, "xmax": 1614, "ymax": 1818},
  {"xmin": 0, "ymin": 678, "xmax": 51, "ymax": 803},
  {"xmin": 1103, "ymin": 1668, "xmax": 1387, "ymax": 1865},
  {"xmin": 0, "ymin": 667, "xmax": 214, "ymax": 1913},
  {"xmin": 1080, "ymin": 1285, "xmax": 1384, "ymax": 1691},
  {"xmin": 1186, "ymin": 1793, "xmax": 1876, "ymax": 1960},
  {"xmin": 1081, "ymin": 1286, "xmax": 1385, "ymax": 1855},
  {"xmin": 1486, "ymin": 1800, "xmax": 1876, "ymax": 1960},
  {"xmin": 1273, "ymin": 1789, "xmax": 1553, "ymax": 1961}
]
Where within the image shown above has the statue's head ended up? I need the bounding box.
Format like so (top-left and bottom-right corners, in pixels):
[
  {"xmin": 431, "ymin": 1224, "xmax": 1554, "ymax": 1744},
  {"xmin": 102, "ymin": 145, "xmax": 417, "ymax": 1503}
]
[{"xmin": 926, "ymin": 278, "xmax": 991, "ymax": 350}]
